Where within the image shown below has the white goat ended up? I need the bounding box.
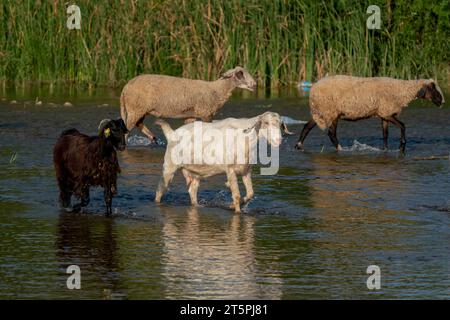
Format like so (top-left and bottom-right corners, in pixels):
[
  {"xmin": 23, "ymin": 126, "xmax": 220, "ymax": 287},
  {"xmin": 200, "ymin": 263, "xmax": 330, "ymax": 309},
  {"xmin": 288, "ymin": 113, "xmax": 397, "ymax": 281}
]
[{"xmin": 154, "ymin": 112, "xmax": 283, "ymax": 213}]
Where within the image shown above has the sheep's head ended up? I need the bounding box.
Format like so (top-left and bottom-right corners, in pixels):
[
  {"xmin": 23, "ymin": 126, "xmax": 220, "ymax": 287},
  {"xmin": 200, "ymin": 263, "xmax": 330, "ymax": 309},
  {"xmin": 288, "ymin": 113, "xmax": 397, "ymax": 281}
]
[
  {"xmin": 417, "ymin": 79, "xmax": 445, "ymax": 107},
  {"xmin": 220, "ymin": 66, "xmax": 256, "ymax": 92},
  {"xmin": 244, "ymin": 112, "xmax": 283, "ymax": 147},
  {"xmin": 98, "ymin": 118, "xmax": 129, "ymax": 151}
]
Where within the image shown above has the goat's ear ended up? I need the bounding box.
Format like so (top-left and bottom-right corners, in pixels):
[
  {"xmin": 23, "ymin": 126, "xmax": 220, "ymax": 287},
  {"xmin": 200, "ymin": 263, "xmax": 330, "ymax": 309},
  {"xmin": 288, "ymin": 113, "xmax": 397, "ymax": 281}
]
[
  {"xmin": 243, "ymin": 117, "xmax": 261, "ymax": 134},
  {"xmin": 117, "ymin": 118, "xmax": 129, "ymax": 133},
  {"xmin": 281, "ymin": 122, "xmax": 294, "ymax": 136}
]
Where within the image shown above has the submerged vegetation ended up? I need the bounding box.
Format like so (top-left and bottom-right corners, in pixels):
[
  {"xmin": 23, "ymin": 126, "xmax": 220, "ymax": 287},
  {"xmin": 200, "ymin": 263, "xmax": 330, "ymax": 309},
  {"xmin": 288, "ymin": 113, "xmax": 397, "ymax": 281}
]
[{"xmin": 1, "ymin": 0, "xmax": 449, "ymax": 88}]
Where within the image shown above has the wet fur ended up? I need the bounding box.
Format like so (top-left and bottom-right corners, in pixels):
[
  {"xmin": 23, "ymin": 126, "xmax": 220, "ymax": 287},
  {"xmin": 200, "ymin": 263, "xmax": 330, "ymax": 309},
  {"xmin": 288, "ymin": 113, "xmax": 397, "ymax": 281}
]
[{"xmin": 53, "ymin": 119, "xmax": 128, "ymax": 215}]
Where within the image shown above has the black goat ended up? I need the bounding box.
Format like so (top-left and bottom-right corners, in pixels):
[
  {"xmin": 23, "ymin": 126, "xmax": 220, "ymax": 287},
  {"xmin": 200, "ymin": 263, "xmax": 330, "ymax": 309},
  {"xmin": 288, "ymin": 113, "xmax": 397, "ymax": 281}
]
[{"xmin": 53, "ymin": 118, "xmax": 128, "ymax": 215}]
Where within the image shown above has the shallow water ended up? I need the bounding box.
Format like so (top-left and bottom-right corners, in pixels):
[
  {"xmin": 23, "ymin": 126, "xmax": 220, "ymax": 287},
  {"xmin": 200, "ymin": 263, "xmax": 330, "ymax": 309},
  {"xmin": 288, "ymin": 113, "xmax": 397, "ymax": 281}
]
[{"xmin": 0, "ymin": 89, "xmax": 449, "ymax": 299}]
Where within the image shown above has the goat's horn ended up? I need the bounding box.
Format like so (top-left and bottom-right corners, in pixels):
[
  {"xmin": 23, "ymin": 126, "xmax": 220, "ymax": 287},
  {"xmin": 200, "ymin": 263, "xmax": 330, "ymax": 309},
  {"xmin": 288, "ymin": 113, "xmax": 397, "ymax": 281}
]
[{"xmin": 98, "ymin": 119, "xmax": 112, "ymax": 135}]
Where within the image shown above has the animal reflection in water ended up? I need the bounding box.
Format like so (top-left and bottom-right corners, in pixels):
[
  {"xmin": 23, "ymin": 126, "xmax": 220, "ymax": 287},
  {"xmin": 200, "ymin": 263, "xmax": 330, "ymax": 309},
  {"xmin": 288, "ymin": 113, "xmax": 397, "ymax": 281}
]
[
  {"xmin": 306, "ymin": 154, "xmax": 417, "ymax": 249},
  {"xmin": 56, "ymin": 213, "xmax": 121, "ymax": 297},
  {"xmin": 159, "ymin": 206, "xmax": 282, "ymax": 299}
]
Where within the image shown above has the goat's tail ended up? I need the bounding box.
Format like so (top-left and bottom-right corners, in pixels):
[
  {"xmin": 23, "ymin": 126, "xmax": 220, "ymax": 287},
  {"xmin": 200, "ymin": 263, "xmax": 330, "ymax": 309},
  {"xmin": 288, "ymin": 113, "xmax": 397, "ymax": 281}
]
[
  {"xmin": 154, "ymin": 119, "xmax": 174, "ymax": 141},
  {"xmin": 120, "ymin": 91, "xmax": 128, "ymax": 126},
  {"xmin": 60, "ymin": 128, "xmax": 80, "ymax": 137}
]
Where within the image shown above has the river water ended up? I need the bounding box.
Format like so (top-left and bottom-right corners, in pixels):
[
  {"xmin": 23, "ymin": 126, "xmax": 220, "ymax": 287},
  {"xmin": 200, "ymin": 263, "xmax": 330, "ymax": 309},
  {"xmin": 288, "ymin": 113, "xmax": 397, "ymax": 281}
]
[{"xmin": 0, "ymin": 86, "xmax": 449, "ymax": 299}]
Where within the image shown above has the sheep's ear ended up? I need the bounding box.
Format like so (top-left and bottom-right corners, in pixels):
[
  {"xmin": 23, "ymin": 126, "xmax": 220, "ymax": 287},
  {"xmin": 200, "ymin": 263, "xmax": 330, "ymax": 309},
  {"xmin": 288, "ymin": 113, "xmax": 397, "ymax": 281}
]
[
  {"xmin": 220, "ymin": 69, "xmax": 234, "ymax": 79},
  {"xmin": 417, "ymin": 85, "xmax": 427, "ymax": 98},
  {"xmin": 235, "ymin": 70, "xmax": 244, "ymax": 80}
]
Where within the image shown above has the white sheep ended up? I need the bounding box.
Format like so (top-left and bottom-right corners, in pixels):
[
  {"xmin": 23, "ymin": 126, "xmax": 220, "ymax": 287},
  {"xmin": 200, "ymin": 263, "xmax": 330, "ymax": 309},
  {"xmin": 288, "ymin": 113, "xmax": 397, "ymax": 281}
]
[
  {"xmin": 295, "ymin": 76, "xmax": 445, "ymax": 153},
  {"xmin": 154, "ymin": 112, "xmax": 283, "ymax": 213},
  {"xmin": 120, "ymin": 67, "xmax": 256, "ymax": 142}
]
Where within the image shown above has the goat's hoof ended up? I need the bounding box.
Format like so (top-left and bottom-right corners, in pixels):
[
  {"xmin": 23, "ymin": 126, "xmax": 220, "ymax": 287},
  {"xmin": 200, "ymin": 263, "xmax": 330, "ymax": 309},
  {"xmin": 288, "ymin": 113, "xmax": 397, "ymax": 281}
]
[
  {"xmin": 337, "ymin": 144, "xmax": 343, "ymax": 151},
  {"xmin": 295, "ymin": 143, "xmax": 304, "ymax": 151},
  {"xmin": 242, "ymin": 197, "xmax": 253, "ymax": 204}
]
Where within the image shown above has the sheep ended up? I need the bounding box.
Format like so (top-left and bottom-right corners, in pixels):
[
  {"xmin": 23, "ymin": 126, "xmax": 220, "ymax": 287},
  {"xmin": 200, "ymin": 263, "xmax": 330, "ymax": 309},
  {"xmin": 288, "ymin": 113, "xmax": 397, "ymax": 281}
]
[
  {"xmin": 295, "ymin": 76, "xmax": 445, "ymax": 153},
  {"xmin": 120, "ymin": 66, "xmax": 257, "ymax": 142},
  {"xmin": 154, "ymin": 111, "xmax": 284, "ymax": 213},
  {"xmin": 53, "ymin": 118, "xmax": 128, "ymax": 215}
]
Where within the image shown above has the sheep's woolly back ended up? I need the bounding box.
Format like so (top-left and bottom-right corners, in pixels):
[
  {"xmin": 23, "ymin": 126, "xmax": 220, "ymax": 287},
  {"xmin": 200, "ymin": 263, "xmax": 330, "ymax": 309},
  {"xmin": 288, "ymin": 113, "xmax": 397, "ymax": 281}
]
[
  {"xmin": 309, "ymin": 76, "xmax": 428, "ymax": 130},
  {"xmin": 120, "ymin": 75, "xmax": 235, "ymax": 130}
]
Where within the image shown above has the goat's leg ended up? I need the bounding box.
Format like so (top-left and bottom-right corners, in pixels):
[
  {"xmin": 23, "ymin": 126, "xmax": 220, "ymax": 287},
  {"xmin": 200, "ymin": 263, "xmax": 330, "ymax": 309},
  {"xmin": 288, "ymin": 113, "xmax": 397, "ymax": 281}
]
[
  {"xmin": 226, "ymin": 169, "xmax": 241, "ymax": 213},
  {"xmin": 201, "ymin": 115, "xmax": 213, "ymax": 122},
  {"xmin": 188, "ymin": 178, "xmax": 200, "ymax": 206},
  {"xmin": 155, "ymin": 165, "xmax": 177, "ymax": 203},
  {"xmin": 136, "ymin": 117, "xmax": 157, "ymax": 142},
  {"xmin": 56, "ymin": 173, "xmax": 72, "ymax": 208},
  {"xmin": 327, "ymin": 118, "xmax": 342, "ymax": 151},
  {"xmin": 381, "ymin": 119, "xmax": 389, "ymax": 150},
  {"xmin": 73, "ymin": 187, "xmax": 90, "ymax": 212},
  {"xmin": 295, "ymin": 119, "xmax": 316, "ymax": 150},
  {"xmin": 386, "ymin": 115, "xmax": 406, "ymax": 154},
  {"xmin": 184, "ymin": 118, "xmax": 197, "ymax": 124},
  {"xmin": 242, "ymin": 171, "xmax": 254, "ymax": 204},
  {"xmin": 104, "ymin": 187, "xmax": 112, "ymax": 216},
  {"xmin": 59, "ymin": 188, "xmax": 72, "ymax": 209},
  {"xmin": 81, "ymin": 188, "xmax": 90, "ymax": 207}
]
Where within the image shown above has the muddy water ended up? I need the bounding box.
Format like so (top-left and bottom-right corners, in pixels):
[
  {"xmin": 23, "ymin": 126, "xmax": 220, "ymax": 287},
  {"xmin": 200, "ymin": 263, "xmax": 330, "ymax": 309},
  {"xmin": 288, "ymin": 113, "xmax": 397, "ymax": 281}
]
[{"xmin": 0, "ymin": 87, "xmax": 449, "ymax": 299}]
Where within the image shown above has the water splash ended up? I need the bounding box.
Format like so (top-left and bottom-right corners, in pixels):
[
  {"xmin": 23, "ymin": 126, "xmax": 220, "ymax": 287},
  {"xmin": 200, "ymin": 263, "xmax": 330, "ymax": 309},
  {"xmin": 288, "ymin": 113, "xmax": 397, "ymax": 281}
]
[
  {"xmin": 280, "ymin": 116, "xmax": 307, "ymax": 125},
  {"xmin": 127, "ymin": 135, "xmax": 166, "ymax": 147},
  {"xmin": 341, "ymin": 140, "xmax": 382, "ymax": 153}
]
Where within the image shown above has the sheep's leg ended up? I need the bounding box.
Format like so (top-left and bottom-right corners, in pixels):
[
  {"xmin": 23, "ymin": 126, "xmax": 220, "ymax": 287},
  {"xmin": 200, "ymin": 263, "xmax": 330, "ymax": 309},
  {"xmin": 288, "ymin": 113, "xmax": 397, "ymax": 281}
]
[
  {"xmin": 295, "ymin": 119, "xmax": 316, "ymax": 150},
  {"xmin": 136, "ymin": 117, "xmax": 157, "ymax": 143},
  {"xmin": 226, "ymin": 169, "xmax": 241, "ymax": 213},
  {"xmin": 188, "ymin": 178, "xmax": 200, "ymax": 206},
  {"xmin": 155, "ymin": 165, "xmax": 177, "ymax": 203},
  {"xmin": 328, "ymin": 119, "xmax": 342, "ymax": 151},
  {"xmin": 386, "ymin": 116, "xmax": 406, "ymax": 154},
  {"xmin": 382, "ymin": 119, "xmax": 389, "ymax": 150},
  {"xmin": 242, "ymin": 171, "xmax": 254, "ymax": 204}
]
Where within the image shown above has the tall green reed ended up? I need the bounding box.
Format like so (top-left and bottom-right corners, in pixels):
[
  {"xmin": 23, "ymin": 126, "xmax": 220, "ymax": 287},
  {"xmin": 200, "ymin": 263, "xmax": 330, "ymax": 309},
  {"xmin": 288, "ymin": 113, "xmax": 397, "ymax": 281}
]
[{"xmin": 0, "ymin": 0, "xmax": 449, "ymax": 89}]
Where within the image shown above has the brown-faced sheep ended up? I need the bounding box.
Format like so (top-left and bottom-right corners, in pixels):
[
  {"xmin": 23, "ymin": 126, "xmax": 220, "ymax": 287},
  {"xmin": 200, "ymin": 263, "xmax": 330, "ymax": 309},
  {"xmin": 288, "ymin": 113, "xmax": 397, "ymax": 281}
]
[
  {"xmin": 120, "ymin": 67, "xmax": 256, "ymax": 143},
  {"xmin": 295, "ymin": 76, "xmax": 445, "ymax": 154},
  {"xmin": 53, "ymin": 119, "xmax": 128, "ymax": 215}
]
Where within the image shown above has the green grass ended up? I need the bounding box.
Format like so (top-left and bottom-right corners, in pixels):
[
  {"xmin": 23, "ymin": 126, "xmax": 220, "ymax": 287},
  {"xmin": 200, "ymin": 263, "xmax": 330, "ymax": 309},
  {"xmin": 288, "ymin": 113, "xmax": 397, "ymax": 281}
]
[{"xmin": 1, "ymin": 0, "xmax": 449, "ymax": 89}]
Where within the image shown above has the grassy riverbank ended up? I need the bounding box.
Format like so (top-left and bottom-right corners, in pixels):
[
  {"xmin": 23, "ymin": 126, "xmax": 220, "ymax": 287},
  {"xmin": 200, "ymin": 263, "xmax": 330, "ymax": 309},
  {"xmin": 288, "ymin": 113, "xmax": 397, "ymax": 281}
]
[{"xmin": 1, "ymin": 0, "xmax": 449, "ymax": 88}]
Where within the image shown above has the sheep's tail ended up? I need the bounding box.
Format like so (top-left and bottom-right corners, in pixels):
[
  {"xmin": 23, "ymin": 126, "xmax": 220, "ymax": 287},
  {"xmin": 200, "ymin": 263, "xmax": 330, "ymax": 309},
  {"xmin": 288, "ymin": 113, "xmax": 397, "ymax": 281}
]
[
  {"xmin": 120, "ymin": 91, "xmax": 128, "ymax": 126},
  {"xmin": 154, "ymin": 119, "xmax": 174, "ymax": 141}
]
